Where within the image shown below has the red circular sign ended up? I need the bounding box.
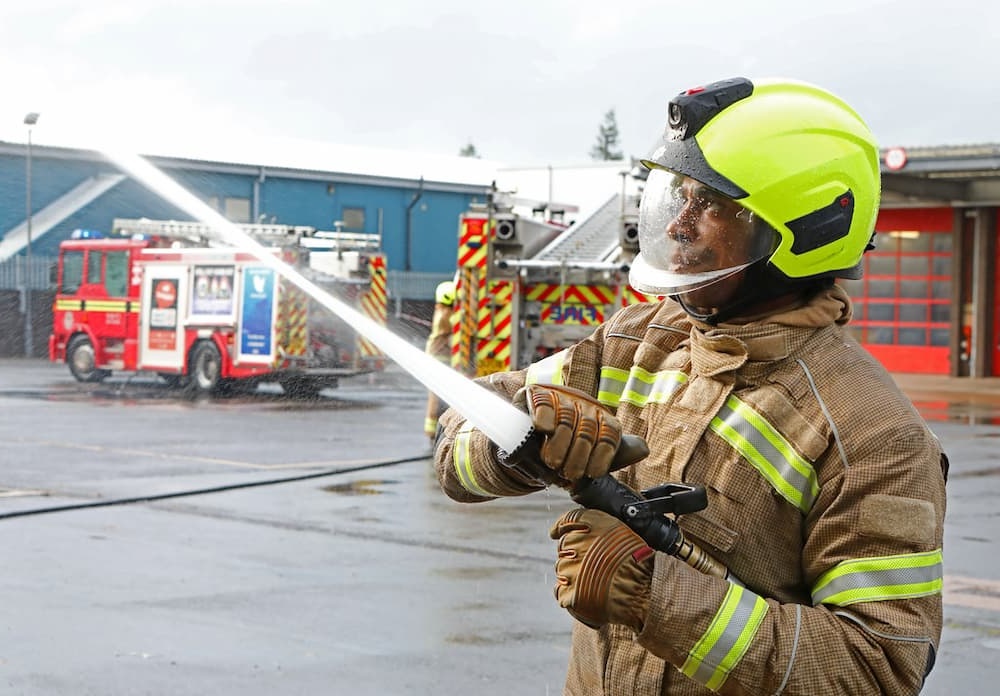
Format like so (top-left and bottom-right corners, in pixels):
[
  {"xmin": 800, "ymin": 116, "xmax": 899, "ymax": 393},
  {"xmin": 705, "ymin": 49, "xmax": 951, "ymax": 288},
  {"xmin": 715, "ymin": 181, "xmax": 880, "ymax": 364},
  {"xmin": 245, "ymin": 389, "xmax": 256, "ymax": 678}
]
[
  {"xmin": 884, "ymin": 147, "xmax": 907, "ymax": 171},
  {"xmin": 154, "ymin": 279, "xmax": 177, "ymax": 308}
]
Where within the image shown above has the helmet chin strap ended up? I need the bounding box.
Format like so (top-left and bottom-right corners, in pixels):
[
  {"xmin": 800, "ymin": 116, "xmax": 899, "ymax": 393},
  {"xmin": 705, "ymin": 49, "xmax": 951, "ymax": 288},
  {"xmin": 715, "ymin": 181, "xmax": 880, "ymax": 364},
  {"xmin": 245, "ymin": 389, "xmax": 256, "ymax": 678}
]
[{"xmin": 674, "ymin": 261, "xmax": 831, "ymax": 325}]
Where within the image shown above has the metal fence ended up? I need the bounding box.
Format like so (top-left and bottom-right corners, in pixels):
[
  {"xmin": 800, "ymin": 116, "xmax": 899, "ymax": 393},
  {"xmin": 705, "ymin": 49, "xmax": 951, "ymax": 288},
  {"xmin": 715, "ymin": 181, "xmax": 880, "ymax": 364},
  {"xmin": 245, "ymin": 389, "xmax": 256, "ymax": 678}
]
[
  {"xmin": 0, "ymin": 255, "xmax": 55, "ymax": 290},
  {"xmin": 387, "ymin": 270, "xmax": 452, "ymax": 303}
]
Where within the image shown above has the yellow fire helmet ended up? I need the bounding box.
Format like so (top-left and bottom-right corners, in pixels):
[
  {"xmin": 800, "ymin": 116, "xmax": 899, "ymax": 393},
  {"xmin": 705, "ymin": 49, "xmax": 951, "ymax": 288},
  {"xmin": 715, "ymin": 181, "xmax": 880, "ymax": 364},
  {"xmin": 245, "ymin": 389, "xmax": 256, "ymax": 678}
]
[
  {"xmin": 630, "ymin": 77, "xmax": 880, "ymax": 299},
  {"xmin": 435, "ymin": 280, "xmax": 456, "ymax": 306}
]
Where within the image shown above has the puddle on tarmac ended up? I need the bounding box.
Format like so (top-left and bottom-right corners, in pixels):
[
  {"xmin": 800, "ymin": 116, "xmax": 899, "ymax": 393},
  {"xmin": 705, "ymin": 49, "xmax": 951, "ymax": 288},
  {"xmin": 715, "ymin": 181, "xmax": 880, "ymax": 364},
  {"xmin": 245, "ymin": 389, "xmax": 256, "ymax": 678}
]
[
  {"xmin": 321, "ymin": 479, "xmax": 398, "ymax": 495},
  {"xmin": 913, "ymin": 400, "xmax": 1000, "ymax": 426},
  {"xmin": 444, "ymin": 629, "xmax": 566, "ymax": 646},
  {"xmin": 444, "ymin": 633, "xmax": 503, "ymax": 646},
  {"xmin": 0, "ymin": 382, "xmax": 379, "ymax": 411},
  {"xmin": 949, "ymin": 466, "xmax": 1000, "ymax": 480},
  {"xmin": 431, "ymin": 566, "xmax": 517, "ymax": 580}
]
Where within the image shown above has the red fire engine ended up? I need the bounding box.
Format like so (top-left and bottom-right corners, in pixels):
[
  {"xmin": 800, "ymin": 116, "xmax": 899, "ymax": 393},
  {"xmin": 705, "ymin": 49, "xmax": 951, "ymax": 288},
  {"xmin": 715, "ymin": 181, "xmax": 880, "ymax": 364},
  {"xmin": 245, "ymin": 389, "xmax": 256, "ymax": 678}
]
[{"xmin": 49, "ymin": 218, "xmax": 388, "ymax": 395}]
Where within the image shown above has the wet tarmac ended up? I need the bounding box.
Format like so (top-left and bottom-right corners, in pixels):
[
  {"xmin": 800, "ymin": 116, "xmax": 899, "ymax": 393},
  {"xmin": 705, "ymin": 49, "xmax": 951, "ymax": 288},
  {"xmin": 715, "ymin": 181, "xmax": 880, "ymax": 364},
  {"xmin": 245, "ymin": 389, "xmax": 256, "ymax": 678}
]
[{"xmin": 1, "ymin": 358, "xmax": 999, "ymax": 694}]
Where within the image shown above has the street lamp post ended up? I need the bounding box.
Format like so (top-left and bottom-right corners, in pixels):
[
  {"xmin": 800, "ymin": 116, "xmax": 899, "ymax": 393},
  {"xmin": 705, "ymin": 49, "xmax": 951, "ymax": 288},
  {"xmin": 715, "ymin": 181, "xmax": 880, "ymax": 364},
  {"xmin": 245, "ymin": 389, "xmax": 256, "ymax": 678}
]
[{"xmin": 23, "ymin": 112, "xmax": 39, "ymax": 358}]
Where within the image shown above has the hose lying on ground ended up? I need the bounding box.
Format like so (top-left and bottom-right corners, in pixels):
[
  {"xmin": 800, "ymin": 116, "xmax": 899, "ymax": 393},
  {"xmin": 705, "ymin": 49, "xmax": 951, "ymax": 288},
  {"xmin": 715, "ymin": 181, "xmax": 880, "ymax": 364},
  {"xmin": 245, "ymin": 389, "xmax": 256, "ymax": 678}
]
[{"xmin": 0, "ymin": 453, "xmax": 430, "ymax": 521}]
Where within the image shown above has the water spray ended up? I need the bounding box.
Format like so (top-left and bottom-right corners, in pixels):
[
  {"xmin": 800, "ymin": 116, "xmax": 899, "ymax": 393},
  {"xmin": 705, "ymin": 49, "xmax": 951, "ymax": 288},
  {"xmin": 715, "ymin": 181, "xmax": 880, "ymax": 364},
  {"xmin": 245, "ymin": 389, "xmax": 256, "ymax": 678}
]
[
  {"xmin": 104, "ymin": 149, "xmax": 533, "ymax": 454},
  {"xmin": 107, "ymin": 150, "xmax": 737, "ymax": 584}
]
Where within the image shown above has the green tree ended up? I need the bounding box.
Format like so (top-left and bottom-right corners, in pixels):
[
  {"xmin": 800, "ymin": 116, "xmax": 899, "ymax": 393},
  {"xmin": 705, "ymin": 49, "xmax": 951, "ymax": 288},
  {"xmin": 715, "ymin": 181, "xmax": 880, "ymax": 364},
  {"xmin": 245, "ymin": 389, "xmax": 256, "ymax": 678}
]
[
  {"xmin": 458, "ymin": 141, "xmax": 480, "ymax": 158},
  {"xmin": 590, "ymin": 109, "xmax": 624, "ymax": 161}
]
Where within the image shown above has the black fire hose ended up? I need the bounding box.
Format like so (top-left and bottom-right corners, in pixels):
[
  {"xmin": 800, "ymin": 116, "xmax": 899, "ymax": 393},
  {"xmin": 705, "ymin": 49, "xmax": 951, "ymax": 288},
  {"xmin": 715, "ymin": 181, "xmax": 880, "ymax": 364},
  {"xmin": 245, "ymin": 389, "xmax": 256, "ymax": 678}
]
[{"xmin": 500, "ymin": 431, "xmax": 740, "ymax": 584}]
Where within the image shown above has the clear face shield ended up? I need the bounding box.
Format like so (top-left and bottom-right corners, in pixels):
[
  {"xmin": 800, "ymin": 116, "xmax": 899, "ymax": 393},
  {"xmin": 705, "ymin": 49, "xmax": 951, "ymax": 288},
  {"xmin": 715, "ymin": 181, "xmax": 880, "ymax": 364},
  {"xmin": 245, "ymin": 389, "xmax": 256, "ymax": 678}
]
[{"xmin": 629, "ymin": 168, "xmax": 778, "ymax": 297}]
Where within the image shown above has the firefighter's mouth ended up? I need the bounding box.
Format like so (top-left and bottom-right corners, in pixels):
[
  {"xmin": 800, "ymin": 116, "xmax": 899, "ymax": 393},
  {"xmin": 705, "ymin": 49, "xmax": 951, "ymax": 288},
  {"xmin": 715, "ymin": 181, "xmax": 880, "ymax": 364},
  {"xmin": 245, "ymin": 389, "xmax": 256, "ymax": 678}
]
[{"xmin": 669, "ymin": 246, "xmax": 714, "ymax": 273}]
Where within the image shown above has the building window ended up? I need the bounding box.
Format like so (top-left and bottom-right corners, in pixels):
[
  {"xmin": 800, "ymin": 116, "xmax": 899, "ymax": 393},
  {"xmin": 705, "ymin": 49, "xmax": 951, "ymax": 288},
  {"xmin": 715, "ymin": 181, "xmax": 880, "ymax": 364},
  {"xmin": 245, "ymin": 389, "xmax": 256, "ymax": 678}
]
[
  {"xmin": 225, "ymin": 197, "xmax": 251, "ymax": 223},
  {"xmin": 841, "ymin": 229, "xmax": 952, "ymax": 348},
  {"xmin": 342, "ymin": 207, "xmax": 365, "ymax": 231}
]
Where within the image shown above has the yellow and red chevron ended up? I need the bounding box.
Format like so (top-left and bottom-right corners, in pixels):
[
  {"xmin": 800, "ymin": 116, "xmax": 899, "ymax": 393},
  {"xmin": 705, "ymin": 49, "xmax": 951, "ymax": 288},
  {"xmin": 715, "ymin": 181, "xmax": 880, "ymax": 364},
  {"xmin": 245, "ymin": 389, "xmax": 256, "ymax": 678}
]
[
  {"xmin": 473, "ymin": 280, "xmax": 512, "ymax": 375},
  {"xmin": 525, "ymin": 283, "xmax": 616, "ymax": 305},
  {"xmin": 452, "ymin": 217, "xmax": 491, "ymax": 374},
  {"xmin": 276, "ymin": 279, "xmax": 308, "ymax": 366},
  {"xmin": 457, "ymin": 217, "xmax": 489, "ymax": 269},
  {"xmin": 357, "ymin": 254, "xmax": 387, "ymax": 359},
  {"xmin": 620, "ymin": 284, "xmax": 664, "ymax": 306}
]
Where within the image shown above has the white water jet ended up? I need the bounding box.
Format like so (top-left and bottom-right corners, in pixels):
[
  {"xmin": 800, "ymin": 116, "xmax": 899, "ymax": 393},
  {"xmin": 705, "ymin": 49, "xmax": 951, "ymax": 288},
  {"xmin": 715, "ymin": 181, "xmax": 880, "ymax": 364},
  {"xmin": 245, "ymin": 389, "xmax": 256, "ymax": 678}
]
[{"xmin": 104, "ymin": 149, "xmax": 533, "ymax": 454}]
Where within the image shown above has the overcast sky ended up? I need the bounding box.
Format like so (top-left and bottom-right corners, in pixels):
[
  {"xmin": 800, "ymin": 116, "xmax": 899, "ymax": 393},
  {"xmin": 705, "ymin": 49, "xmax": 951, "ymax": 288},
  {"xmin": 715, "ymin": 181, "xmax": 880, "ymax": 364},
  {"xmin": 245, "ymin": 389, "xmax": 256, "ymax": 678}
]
[{"xmin": 1, "ymin": 0, "xmax": 997, "ymax": 173}]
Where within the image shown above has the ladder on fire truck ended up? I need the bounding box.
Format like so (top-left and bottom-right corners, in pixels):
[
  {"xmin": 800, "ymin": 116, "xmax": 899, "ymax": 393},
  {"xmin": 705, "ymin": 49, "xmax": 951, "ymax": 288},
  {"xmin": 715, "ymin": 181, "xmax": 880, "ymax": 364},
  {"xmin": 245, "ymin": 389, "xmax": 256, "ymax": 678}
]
[
  {"xmin": 532, "ymin": 193, "xmax": 631, "ymax": 267},
  {"xmin": 111, "ymin": 218, "xmax": 381, "ymax": 252}
]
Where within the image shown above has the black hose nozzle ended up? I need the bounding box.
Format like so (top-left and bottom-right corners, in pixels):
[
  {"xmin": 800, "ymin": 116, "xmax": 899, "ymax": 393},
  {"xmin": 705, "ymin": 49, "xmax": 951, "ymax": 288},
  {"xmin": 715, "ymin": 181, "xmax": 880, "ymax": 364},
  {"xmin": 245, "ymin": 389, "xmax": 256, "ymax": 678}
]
[{"xmin": 498, "ymin": 428, "xmax": 736, "ymax": 582}]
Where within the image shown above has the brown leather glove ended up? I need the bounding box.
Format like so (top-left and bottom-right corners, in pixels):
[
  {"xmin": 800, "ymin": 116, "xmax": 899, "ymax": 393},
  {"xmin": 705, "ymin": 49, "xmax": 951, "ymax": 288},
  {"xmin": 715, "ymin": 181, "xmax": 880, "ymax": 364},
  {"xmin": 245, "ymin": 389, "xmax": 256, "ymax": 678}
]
[
  {"xmin": 511, "ymin": 384, "xmax": 623, "ymax": 482},
  {"xmin": 549, "ymin": 508, "xmax": 654, "ymax": 631}
]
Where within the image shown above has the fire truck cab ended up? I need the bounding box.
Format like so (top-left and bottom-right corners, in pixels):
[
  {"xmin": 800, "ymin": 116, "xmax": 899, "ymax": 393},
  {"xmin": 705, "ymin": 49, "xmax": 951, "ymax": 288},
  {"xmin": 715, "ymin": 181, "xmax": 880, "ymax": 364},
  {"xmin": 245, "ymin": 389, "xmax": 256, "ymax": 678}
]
[{"xmin": 49, "ymin": 219, "xmax": 387, "ymax": 395}]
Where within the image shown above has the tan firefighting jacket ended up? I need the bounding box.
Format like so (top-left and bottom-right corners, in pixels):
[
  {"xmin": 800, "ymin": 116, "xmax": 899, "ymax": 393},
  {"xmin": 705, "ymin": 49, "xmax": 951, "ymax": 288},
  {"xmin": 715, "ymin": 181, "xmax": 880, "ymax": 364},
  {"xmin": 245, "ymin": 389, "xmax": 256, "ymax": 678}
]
[
  {"xmin": 434, "ymin": 286, "xmax": 946, "ymax": 695},
  {"xmin": 425, "ymin": 302, "xmax": 455, "ymax": 436}
]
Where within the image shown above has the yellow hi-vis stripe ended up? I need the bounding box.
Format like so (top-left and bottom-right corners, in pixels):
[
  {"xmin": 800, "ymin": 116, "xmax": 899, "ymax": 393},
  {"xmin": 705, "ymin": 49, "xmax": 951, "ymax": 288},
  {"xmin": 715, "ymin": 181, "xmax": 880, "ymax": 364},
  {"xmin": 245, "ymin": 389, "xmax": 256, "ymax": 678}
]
[
  {"xmin": 710, "ymin": 395, "xmax": 819, "ymax": 514},
  {"xmin": 811, "ymin": 549, "xmax": 944, "ymax": 606},
  {"xmin": 85, "ymin": 300, "xmax": 132, "ymax": 312},
  {"xmin": 56, "ymin": 299, "xmax": 135, "ymax": 312},
  {"xmin": 682, "ymin": 584, "xmax": 768, "ymax": 690},
  {"xmin": 598, "ymin": 365, "xmax": 687, "ymax": 409},
  {"xmin": 525, "ymin": 350, "xmax": 566, "ymax": 386},
  {"xmin": 452, "ymin": 425, "xmax": 491, "ymax": 497}
]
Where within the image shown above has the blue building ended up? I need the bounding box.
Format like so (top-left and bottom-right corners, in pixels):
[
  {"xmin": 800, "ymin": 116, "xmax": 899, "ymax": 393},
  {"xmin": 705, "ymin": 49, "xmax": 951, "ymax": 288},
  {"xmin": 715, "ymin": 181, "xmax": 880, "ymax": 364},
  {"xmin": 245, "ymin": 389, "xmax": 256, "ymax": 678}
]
[{"xmin": 0, "ymin": 140, "xmax": 493, "ymax": 294}]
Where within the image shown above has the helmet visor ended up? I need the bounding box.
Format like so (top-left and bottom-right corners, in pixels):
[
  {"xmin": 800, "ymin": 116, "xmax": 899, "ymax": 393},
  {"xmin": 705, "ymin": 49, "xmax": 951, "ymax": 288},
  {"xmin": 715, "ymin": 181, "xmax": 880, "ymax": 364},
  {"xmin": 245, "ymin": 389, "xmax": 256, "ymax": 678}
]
[{"xmin": 629, "ymin": 168, "xmax": 778, "ymax": 296}]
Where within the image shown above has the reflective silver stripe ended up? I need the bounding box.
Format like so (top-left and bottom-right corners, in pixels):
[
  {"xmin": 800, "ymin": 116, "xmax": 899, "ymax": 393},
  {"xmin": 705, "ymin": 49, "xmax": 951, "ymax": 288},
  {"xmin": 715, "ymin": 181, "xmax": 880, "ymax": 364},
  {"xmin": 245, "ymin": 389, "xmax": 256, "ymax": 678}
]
[
  {"xmin": 452, "ymin": 425, "xmax": 491, "ymax": 497},
  {"xmin": 682, "ymin": 584, "xmax": 769, "ymax": 690},
  {"xmin": 710, "ymin": 396, "xmax": 819, "ymax": 514},
  {"xmin": 598, "ymin": 365, "xmax": 687, "ymax": 408},
  {"xmin": 525, "ymin": 350, "xmax": 566, "ymax": 386},
  {"xmin": 597, "ymin": 366, "xmax": 629, "ymax": 407},
  {"xmin": 812, "ymin": 549, "xmax": 944, "ymax": 607}
]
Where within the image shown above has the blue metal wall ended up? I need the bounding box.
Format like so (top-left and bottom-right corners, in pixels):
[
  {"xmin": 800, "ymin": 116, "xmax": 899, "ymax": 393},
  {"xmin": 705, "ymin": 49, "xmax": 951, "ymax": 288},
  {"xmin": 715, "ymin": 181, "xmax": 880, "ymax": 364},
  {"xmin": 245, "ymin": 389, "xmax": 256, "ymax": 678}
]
[
  {"xmin": 0, "ymin": 146, "xmax": 487, "ymax": 279},
  {"xmin": 257, "ymin": 177, "xmax": 482, "ymax": 272}
]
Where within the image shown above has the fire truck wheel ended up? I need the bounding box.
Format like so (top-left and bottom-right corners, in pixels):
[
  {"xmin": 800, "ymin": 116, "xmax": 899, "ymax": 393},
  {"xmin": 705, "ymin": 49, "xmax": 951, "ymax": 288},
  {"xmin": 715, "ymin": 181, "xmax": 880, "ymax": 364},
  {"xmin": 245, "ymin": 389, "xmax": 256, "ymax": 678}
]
[
  {"xmin": 189, "ymin": 341, "xmax": 223, "ymax": 394},
  {"xmin": 67, "ymin": 335, "xmax": 110, "ymax": 383}
]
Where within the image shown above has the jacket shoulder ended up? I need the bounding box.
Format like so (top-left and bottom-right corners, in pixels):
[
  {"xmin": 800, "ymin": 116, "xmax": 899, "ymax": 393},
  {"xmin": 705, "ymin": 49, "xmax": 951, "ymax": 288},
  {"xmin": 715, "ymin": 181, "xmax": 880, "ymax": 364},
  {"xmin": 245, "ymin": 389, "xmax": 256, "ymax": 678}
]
[{"xmin": 605, "ymin": 299, "xmax": 690, "ymax": 340}]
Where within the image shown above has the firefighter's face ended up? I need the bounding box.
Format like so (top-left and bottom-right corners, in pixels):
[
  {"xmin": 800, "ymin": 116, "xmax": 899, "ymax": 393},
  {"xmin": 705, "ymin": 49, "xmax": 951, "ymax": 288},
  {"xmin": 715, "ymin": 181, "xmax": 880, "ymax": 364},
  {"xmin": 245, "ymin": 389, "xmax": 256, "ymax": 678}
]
[
  {"xmin": 666, "ymin": 177, "xmax": 757, "ymax": 311},
  {"xmin": 630, "ymin": 169, "xmax": 776, "ymax": 311}
]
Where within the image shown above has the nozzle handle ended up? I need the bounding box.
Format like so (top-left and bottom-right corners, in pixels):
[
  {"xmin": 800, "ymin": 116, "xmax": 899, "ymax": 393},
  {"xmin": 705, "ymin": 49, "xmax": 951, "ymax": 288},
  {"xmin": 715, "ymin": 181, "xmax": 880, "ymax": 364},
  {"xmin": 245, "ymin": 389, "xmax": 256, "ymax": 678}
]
[{"xmin": 610, "ymin": 434, "xmax": 649, "ymax": 472}]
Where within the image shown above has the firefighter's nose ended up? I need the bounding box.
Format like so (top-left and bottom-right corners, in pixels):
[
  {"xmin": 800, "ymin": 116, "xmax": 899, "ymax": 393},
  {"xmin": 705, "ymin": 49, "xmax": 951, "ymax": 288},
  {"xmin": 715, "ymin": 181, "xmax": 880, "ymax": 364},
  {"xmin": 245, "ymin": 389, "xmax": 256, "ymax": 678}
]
[{"xmin": 667, "ymin": 207, "xmax": 698, "ymax": 242}]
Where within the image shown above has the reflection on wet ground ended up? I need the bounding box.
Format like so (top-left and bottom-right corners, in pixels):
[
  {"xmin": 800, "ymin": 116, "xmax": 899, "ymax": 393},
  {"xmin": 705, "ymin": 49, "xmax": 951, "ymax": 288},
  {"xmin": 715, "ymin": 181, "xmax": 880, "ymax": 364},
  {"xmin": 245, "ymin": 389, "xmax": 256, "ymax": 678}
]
[
  {"xmin": 948, "ymin": 466, "xmax": 1000, "ymax": 480},
  {"xmin": 0, "ymin": 379, "xmax": 382, "ymax": 411},
  {"xmin": 9, "ymin": 373, "xmax": 999, "ymax": 421},
  {"xmin": 913, "ymin": 400, "xmax": 1000, "ymax": 426},
  {"xmin": 321, "ymin": 479, "xmax": 398, "ymax": 495}
]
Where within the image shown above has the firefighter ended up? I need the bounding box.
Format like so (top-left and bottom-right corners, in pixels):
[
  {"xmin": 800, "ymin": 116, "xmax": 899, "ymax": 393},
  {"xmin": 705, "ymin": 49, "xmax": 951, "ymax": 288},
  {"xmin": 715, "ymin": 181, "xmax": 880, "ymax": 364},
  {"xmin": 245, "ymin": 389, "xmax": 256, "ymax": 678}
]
[
  {"xmin": 433, "ymin": 77, "xmax": 946, "ymax": 694},
  {"xmin": 424, "ymin": 280, "xmax": 457, "ymax": 441}
]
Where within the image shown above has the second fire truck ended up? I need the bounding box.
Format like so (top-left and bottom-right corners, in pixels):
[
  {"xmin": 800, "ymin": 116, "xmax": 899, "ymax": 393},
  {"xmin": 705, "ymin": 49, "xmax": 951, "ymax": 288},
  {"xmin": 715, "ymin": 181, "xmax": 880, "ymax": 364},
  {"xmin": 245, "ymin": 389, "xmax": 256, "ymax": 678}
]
[
  {"xmin": 449, "ymin": 174, "xmax": 658, "ymax": 377},
  {"xmin": 49, "ymin": 218, "xmax": 388, "ymax": 395}
]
